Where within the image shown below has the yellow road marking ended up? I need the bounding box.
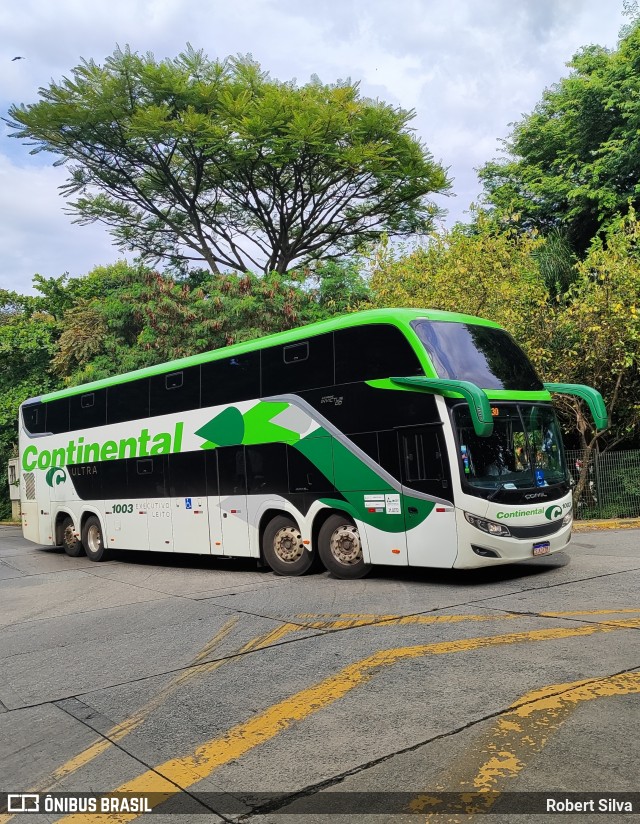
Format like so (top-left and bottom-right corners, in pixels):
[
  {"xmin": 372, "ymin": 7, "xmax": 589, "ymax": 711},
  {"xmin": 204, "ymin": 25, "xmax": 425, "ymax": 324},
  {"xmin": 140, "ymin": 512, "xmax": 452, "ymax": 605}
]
[
  {"xmin": 0, "ymin": 616, "xmax": 267, "ymax": 824},
  {"xmin": 54, "ymin": 617, "xmax": 640, "ymax": 824},
  {"xmin": 410, "ymin": 670, "xmax": 640, "ymax": 820},
  {"xmin": 296, "ymin": 608, "xmax": 640, "ymax": 631}
]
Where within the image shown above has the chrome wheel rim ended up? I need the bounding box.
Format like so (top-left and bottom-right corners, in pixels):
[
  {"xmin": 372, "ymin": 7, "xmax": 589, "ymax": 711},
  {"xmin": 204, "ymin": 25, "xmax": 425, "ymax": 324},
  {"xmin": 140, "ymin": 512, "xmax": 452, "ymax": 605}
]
[
  {"xmin": 87, "ymin": 524, "xmax": 102, "ymax": 554},
  {"xmin": 63, "ymin": 524, "xmax": 77, "ymax": 550},
  {"xmin": 329, "ymin": 525, "xmax": 362, "ymax": 565},
  {"xmin": 273, "ymin": 526, "xmax": 305, "ymax": 564}
]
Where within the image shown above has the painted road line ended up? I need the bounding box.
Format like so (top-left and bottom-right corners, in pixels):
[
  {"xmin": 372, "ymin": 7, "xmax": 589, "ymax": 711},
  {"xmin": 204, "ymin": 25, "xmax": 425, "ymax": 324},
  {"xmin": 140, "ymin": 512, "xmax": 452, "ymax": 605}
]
[
  {"xmin": 295, "ymin": 608, "xmax": 640, "ymax": 631},
  {"xmin": 54, "ymin": 617, "xmax": 640, "ymax": 824},
  {"xmin": 0, "ymin": 617, "xmax": 310, "ymax": 824},
  {"xmin": 410, "ymin": 670, "xmax": 640, "ymax": 820}
]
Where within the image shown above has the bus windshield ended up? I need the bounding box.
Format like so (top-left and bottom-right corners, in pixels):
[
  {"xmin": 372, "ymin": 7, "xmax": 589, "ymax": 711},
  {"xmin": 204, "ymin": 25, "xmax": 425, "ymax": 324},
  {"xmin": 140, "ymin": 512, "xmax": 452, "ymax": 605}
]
[
  {"xmin": 453, "ymin": 403, "xmax": 568, "ymax": 491},
  {"xmin": 412, "ymin": 320, "xmax": 543, "ymax": 391}
]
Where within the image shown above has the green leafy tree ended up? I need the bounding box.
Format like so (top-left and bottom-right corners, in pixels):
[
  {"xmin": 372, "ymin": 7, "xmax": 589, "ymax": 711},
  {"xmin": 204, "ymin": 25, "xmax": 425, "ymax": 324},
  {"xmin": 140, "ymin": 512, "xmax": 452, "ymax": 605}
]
[
  {"xmin": 0, "ymin": 308, "xmax": 60, "ymax": 519},
  {"xmin": 479, "ymin": 20, "xmax": 640, "ymax": 254},
  {"xmin": 7, "ymin": 46, "xmax": 449, "ymax": 275},
  {"xmin": 369, "ymin": 215, "xmax": 548, "ymax": 332},
  {"xmin": 52, "ymin": 261, "xmax": 369, "ymax": 385},
  {"xmin": 540, "ymin": 212, "xmax": 640, "ymax": 451}
]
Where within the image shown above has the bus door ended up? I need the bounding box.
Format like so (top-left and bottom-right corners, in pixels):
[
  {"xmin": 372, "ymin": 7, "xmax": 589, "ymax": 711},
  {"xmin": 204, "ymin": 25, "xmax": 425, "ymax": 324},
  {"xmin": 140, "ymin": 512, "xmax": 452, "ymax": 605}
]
[
  {"xmin": 124, "ymin": 457, "xmax": 166, "ymax": 551},
  {"xmin": 398, "ymin": 426, "xmax": 457, "ymax": 568},
  {"xmin": 168, "ymin": 451, "xmax": 214, "ymax": 555},
  {"xmin": 215, "ymin": 446, "xmax": 251, "ymax": 557}
]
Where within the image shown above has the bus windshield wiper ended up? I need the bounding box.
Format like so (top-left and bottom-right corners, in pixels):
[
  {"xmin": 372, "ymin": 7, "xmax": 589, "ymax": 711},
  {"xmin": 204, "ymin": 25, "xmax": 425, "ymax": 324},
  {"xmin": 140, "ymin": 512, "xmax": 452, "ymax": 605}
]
[{"xmin": 487, "ymin": 483, "xmax": 507, "ymax": 502}]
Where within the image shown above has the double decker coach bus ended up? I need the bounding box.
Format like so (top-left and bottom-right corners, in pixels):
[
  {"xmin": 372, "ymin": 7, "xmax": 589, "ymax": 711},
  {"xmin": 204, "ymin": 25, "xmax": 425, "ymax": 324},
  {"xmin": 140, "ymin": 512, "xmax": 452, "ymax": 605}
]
[{"xmin": 18, "ymin": 309, "xmax": 607, "ymax": 579}]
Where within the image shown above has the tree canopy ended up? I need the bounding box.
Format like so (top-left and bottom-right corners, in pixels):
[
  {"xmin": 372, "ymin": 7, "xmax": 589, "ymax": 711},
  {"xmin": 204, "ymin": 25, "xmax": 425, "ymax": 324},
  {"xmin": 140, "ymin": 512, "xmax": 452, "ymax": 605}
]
[
  {"xmin": 478, "ymin": 20, "xmax": 640, "ymax": 253},
  {"xmin": 7, "ymin": 46, "xmax": 449, "ymax": 275}
]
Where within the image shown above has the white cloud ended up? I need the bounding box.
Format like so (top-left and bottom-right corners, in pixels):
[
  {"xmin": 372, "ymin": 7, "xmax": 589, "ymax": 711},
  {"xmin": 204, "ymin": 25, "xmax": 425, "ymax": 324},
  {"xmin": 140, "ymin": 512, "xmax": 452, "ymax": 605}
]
[{"xmin": 0, "ymin": 156, "xmax": 125, "ymax": 292}]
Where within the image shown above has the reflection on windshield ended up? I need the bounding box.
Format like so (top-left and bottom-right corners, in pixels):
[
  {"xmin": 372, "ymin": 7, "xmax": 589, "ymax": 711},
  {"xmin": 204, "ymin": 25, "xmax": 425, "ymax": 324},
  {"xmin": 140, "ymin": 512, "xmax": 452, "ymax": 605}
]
[
  {"xmin": 454, "ymin": 404, "xmax": 567, "ymax": 490},
  {"xmin": 412, "ymin": 320, "xmax": 543, "ymax": 391}
]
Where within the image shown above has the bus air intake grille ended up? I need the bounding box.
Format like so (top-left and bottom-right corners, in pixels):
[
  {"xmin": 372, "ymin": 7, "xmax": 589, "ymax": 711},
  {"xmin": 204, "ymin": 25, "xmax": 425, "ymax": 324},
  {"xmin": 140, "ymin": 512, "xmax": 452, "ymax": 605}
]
[
  {"xmin": 508, "ymin": 520, "xmax": 565, "ymax": 539},
  {"xmin": 24, "ymin": 473, "xmax": 35, "ymax": 500}
]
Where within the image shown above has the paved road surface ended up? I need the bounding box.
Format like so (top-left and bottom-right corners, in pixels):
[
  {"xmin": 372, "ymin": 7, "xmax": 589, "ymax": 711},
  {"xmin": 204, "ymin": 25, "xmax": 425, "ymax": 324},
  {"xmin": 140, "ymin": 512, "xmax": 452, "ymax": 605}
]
[{"xmin": 0, "ymin": 525, "xmax": 638, "ymax": 822}]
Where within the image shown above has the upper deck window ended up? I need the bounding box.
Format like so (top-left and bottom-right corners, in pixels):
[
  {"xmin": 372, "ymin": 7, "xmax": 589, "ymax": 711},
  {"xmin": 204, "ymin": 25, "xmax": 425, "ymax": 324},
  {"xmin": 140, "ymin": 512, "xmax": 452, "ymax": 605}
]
[
  {"xmin": 334, "ymin": 324, "xmax": 422, "ymax": 384},
  {"xmin": 411, "ymin": 320, "xmax": 543, "ymax": 391}
]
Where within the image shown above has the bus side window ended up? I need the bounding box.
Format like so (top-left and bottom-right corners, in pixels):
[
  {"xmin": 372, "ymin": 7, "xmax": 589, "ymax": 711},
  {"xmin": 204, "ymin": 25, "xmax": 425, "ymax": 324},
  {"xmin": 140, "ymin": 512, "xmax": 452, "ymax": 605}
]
[
  {"xmin": 245, "ymin": 443, "xmax": 288, "ymax": 493},
  {"xmin": 350, "ymin": 432, "xmax": 380, "ymax": 464},
  {"xmin": 100, "ymin": 458, "xmax": 128, "ymax": 500},
  {"xmin": 217, "ymin": 446, "xmax": 247, "ymax": 495},
  {"xmin": 68, "ymin": 462, "xmax": 102, "ymax": 500},
  {"xmin": 107, "ymin": 380, "xmax": 150, "ymax": 425},
  {"xmin": 334, "ymin": 324, "xmax": 423, "ymax": 384},
  {"xmin": 127, "ymin": 456, "xmax": 167, "ymax": 498},
  {"xmin": 70, "ymin": 389, "xmax": 107, "ymax": 431},
  {"xmin": 378, "ymin": 430, "xmax": 402, "ymax": 481},
  {"xmin": 287, "ymin": 444, "xmax": 334, "ymax": 493},
  {"xmin": 168, "ymin": 451, "xmax": 207, "ymax": 497},
  {"xmin": 22, "ymin": 403, "xmax": 46, "ymax": 435},
  {"xmin": 150, "ymin": 366, "xmax": 200, "ymax": 417},
  {"xmin": 201, "ymin": 352, "xmax": 260, "ymax": 408},
  {"xmin": 205, "ymin": 449, "xmax": 219, "ymax": 497},
  {"xmin": 261, "ymin": 334, "xmax": 334, "ymax": 396},
  {"xmin": 45, "ymin": 399, "xmax": 70, "ymax": 434},
  {"xmin": 399, "ymin": 427, "xmax": 451, "ymax": 498}
]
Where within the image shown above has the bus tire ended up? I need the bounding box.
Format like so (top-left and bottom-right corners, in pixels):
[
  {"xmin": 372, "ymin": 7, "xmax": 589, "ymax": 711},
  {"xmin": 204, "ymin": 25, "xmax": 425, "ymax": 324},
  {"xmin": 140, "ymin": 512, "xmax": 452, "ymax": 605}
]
[
  {"xmin": 61, "ymin": 516, "xmax": 84, "ymax": 557},
  {"xmin": 318, "ymin": 514, "xmax": 372, "ymax": 579},
  {"xmin": 262, "ymin": 515, "xmax": 313, "ymax": 576},
  {"xmin": 82, "ymin": 516, "xmax": 112, "ymax": 562}
]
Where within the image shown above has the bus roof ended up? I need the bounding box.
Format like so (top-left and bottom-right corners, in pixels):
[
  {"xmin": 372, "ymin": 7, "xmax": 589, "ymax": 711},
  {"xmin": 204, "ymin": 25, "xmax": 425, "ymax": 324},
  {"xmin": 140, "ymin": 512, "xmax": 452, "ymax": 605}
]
[{"xmin": 34, "ymin": 307, "xmax": 502, "ymax": 404}]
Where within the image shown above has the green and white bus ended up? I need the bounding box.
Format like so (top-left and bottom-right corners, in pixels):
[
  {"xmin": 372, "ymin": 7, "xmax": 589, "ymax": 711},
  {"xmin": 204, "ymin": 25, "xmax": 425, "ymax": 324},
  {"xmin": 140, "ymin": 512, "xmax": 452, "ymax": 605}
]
[{"xmin": 18, "ymin": 309, "xmax": 607, "ymax": 579}]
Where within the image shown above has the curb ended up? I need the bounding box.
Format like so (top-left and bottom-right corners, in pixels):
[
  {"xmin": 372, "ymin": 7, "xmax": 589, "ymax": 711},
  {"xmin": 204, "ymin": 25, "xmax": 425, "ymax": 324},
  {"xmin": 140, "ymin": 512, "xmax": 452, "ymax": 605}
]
[{"xmin": 573, "ymin": 518, "xmax": 640, "ymax": 532}]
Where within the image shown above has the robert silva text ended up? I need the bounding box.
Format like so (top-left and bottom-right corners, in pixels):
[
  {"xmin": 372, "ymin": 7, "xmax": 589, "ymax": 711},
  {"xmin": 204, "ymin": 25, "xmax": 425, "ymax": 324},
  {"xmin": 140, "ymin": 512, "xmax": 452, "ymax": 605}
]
[{"xmin": 547, "ymin": 797, "xmax": 633, "ymax": 813}]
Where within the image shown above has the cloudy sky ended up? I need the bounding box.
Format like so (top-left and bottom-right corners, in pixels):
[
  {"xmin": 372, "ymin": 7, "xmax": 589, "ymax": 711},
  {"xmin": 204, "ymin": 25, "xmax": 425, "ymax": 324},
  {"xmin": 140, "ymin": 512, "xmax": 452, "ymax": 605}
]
[{"xmin": 0, "ymin": 0, "xmax": 628, "ymax": 294}]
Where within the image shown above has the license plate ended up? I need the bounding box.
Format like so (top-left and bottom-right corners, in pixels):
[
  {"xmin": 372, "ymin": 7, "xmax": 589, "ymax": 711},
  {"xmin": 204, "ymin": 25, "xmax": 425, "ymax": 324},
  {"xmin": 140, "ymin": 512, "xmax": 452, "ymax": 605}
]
[{"xmin": 532, "ymin": 541, "xmax": 551, "ymax": 556}]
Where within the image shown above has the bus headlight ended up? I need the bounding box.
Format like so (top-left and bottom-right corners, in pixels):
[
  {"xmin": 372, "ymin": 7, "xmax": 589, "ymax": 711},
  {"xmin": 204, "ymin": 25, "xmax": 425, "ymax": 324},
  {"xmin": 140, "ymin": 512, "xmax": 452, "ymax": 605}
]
[
  {"xmin": 464, "ymin": 512, "xmax": 511, "ymax": 537},
  {"xmin": 562, "ymin": 511, "xmax": 572, "ymax": 527}
]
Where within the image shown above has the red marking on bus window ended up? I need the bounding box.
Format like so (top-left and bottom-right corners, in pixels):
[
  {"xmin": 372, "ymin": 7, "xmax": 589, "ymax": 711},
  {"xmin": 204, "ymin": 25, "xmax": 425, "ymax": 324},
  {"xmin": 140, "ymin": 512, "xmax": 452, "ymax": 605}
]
[
  {"xmin": 391, "ymin": 549, "xmax": 401, "ymax": 555},
  {"xmin": 230, "ymin": 509, "xmax": 237, "ymax": 514},
  {"xmin": 436, "ymin": 507, "xmax": 446, "ymax": 512}
]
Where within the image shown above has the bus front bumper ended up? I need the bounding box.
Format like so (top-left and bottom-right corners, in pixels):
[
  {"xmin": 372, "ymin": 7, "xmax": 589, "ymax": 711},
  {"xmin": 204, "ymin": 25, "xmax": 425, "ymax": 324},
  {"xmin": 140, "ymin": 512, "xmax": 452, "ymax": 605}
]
[{"xmin": 453, "ymin": 511, "xmax": 572, "ymax": 569}]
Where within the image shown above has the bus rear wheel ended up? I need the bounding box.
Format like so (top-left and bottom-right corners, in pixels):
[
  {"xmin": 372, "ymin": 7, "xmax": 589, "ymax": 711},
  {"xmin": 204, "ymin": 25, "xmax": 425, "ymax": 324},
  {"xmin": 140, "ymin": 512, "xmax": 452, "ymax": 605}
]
[
  {"xmin": 82, "ymin": 516, "xmax": 112, "ymax": 562},
  {"xmin": 318, "ymin": 514, "xmax": 372, "ymax": 579},
  {"xmin": 263, "ymin": 515, "xmax": 313, "ymax": 576},
  {"xmin": 61, "ymin": 516, "xmax": 84, "ymax": 557}
]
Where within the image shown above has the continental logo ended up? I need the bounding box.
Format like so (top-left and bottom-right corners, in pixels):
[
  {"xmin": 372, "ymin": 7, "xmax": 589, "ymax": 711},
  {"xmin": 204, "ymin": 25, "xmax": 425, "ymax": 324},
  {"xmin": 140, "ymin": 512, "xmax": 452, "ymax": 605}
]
[
  {"xmin": 496, "ymin": 502, "xmax": 571, "ymax": 520},
  {"xmin": 21, "ymin": 423, "xmax": 183, "ymax": 472},
  {"xmin": 45, "ymin": 467, "xmax": 67, "ymax": 488}
]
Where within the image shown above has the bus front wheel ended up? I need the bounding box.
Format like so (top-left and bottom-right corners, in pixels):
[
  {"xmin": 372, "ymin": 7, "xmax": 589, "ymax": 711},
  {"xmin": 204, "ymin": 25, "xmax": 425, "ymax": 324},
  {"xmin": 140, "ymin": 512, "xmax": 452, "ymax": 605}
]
[
  {"xmin": 262, "ymin": 515, "xmax": 313, "ymax": 576},
  {"xmin": 318, "ymin": 514, "xmax": 372, "ymax": 579},
  {"xmin": 82, "ymin": 516, "xmax": 112, "ymax": 562},
  {"xmin": 61, "ymin": 516, "xmax": 84, "ymax": 557}
]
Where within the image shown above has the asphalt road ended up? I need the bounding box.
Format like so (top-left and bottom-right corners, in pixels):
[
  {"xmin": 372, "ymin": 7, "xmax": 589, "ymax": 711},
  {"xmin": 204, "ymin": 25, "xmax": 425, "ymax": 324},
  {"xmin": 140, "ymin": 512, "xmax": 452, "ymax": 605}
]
[{"xmin": 0, "ymin": 525, "xmax": 638, "ymax": 823}]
